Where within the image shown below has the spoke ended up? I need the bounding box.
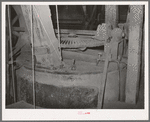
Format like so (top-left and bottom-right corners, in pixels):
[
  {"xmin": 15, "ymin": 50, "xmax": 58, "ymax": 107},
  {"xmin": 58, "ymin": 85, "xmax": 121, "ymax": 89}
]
[
  {"xmin": 12, "ymin": 27, "xmax": 25, "ymax": 32},
  {"xmin": 12, "ymin": 15, "xmax": 19, "ymax": 25}
]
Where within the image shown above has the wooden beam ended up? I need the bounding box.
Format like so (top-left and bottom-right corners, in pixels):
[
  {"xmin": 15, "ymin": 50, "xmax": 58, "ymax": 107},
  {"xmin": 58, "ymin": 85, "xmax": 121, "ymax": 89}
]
[
  {"xmin": 105, "ymin": 5, "xmax": 118, "ymax": 28},
  {"xmin": 12, "ymin": 27, "xmax": 25, "ymax": 32},
  {"xmin": 125, "ymin": 5, "xmax": 143, "ymax": 104},
  {"xmin": 12, "ymin": 15, "xmax": 19, "ymax": 25},
  {"xmin": 54, "ymin": 29, "xmax": 96, "ymax": 36}
]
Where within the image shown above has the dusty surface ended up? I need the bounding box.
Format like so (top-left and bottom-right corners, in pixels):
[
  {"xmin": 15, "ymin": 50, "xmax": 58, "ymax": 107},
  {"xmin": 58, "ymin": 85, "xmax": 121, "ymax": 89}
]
[
  {"xmin": 16, "ymin": 77, "xmax": 98, "ymax": 109},
  {"xmin": 7, "ymin": 74, "xmax": 143, "ymax": 109},
  {"xmin": 21, "ymin": 54, "xmax": 126, "ymax": 74},
  {"xmin": 17, "ymin": 48, "xmax": 127, "ymax": 74},
  {"xmin": 7, "ymin": 82, "xmax": 144, "ymax": 109},
  {"xmin": 12, "ymin": 48, "xmax": 129, "ymax": 109}
]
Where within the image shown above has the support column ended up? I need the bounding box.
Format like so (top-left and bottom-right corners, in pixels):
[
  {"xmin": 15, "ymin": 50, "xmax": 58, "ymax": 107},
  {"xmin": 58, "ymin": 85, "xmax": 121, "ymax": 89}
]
[
  {"xmin": 105, "ymin": 5, "xmax": 118, "ymax": 28},
  {"xmin": 125, "ymin": 5, "xmax": 143, "ymax": 104}
]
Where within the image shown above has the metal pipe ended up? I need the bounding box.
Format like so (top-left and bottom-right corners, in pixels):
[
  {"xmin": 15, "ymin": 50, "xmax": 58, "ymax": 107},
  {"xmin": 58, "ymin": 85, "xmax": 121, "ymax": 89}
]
[
  {"xmin": 7, "ymin": 5, "xmax": 16, "ymax": 103},
  {"xmin": 30, "ymin": 5, "xmax": 36, "ymax": 109},
  {"xmin": 56, "ymin": 5, "xmax": 62, "ymax": 61},
  {"xmin": 6, "ymin": 27, "xmax": 10, "ymax": 104}
]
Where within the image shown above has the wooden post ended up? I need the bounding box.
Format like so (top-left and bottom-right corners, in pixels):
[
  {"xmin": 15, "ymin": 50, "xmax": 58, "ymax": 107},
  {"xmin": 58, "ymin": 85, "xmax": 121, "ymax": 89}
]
[
  {"xmin": 125, "ymin": 5, "xmax": 143, "ymax": 104},
  {"xmin": 97, "ymin": 5, "xmax": 119, "ymax": 109},
  {"xmin": 8, "ymin": 5, "xmax": 16, "ymax": 103},
  {"xmin": 105, "ymin": 5, "xmax": 118, "ymax": 28}
]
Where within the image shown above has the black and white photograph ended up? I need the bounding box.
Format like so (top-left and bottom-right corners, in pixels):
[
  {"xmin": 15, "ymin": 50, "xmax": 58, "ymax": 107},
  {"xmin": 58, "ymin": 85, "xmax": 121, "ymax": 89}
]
[{"xmin": 2, "ymin": 1, "xmax": 149, "ymax": 120}]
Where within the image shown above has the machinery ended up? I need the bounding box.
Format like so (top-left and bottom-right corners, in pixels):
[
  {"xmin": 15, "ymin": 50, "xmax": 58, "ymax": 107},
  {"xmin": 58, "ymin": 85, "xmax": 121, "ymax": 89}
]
[{"xmin": 6, "ymin": 5, "xmax": 128, "ymax": 108}]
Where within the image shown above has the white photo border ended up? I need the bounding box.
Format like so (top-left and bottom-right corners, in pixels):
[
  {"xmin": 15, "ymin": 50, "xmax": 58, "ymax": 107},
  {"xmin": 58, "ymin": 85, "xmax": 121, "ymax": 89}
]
[{"xmin": 2, "ymin": 1, "xmax": 149, "ymax": 120}]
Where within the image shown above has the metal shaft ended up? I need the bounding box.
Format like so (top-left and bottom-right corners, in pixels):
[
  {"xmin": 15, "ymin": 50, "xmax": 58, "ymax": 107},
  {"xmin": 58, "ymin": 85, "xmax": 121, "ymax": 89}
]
[
  {"xmin": 30, "ymin": 5, "xmax": 36, "ymax": 109},
  {"xmin": 56, "ymin": 5, "xmax": 62, "ymax": 61}
]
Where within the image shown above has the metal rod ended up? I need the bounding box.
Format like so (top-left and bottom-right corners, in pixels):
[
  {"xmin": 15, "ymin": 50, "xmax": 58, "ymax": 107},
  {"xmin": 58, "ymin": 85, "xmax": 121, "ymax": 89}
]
[
  {"xmin": 30, "ymin": 5, "xmax": 36, "ymax": 109},
  {"xmin": 7, "ymin": 5, "xmax": 16, "ymax": 103},
  {"xmin": 6, "ymin": 33, "xmax": 10, "ymax": 103},
  {"xmin": 6, "ymin": 10, "xmax": 10, "ymax": 103},
  {"xmin": 56, "ymin": 5, "xmax": 62, "ymax": 61}
]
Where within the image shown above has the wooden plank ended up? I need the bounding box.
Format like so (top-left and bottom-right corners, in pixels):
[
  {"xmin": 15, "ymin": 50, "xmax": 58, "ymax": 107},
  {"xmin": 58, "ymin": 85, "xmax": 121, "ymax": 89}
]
[
  {"xmin": 53, "ymin": 20, "xmax": 83, "ymax": 24},
  {"xmin": 12, "ymin": 15, "xmax": 19, "ymax": 25},
  {"xmin": 105, "ymin": 5, "xmax": 118, "ymax": 28},
  {"xmin": 54, "ymin": 29, "xmax": 96, "ymax": 36},
  {"xmin": 12, "ymin": 27, "xmax": 26, "ymax": 32},
  {"xmin": 125, "ymin": 5, "xmax": 143, "ymax": 104}
]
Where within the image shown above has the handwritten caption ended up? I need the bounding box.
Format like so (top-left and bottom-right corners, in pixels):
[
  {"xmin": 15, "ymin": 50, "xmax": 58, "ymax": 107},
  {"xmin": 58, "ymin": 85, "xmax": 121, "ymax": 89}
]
[{"xmin": 78, "ymin": 111, "xmax": 90, "ymax": 115}]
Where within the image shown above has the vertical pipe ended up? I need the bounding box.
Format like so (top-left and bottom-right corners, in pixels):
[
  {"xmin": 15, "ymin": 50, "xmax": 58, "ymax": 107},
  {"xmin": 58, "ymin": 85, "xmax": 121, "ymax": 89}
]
[
  {"xmin": 7, "ymin": 5, "xmax": 16, "ymax": 103},
  {"xmin": 6, "ymin": 7, "xmax": 10, "ymax": 103},
  {"xmin": 97, "ymin": 58, "xmax": 109, "ymax": 109},
  {"xmin": 6, "ymin": 39, "xmax": 10, "ymax": 104},
  {"xmin": 6, "ymin": 31, "xmax": 10, "ymax": 104},
  {"xmin": 30, "ymin": 5, "xmax": 36, "ymax": 108},
  {"xmin": 56, "ymin": 5, "xmax": 62, "ymax": 61}
]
